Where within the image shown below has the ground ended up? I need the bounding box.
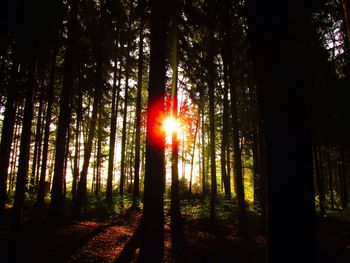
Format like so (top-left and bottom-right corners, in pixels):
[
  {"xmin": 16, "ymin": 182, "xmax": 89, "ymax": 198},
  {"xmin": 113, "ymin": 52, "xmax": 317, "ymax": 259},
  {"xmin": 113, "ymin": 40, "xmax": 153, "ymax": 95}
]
[{"xmin": 0, "ymin": 200, "xmax": 350, "ymax": 263}]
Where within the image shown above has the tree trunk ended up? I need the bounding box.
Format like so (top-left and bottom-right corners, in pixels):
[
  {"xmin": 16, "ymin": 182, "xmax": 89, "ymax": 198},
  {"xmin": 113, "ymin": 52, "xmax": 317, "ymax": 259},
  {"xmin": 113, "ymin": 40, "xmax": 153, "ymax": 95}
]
[
  {"xmin": 221, "ymin": 36, "xmax": 231, "ymax": 199},
  {"xmin": 138, "ymin": 0, "xmax": 168, "ymax": 261},
  {"xmin": 170, "ymin": 2, "xmax": 180, "ymax": 222},
  {"xmin": 207, "ymin": 3, "xmax": 217, "ymax": 224},
  {"xmin": 119, "ymin": 4, "xmax": 133, "ymax": 204},
  {"xmin": 74, "ymin": 0, "xmax": 104, "ymax": 214},
  {"xmin": 37, "ymin": 47, "xmax": 57, "ymax": 205},
  {"xmin": 106, "ymin": 28, "xmax": 123, "ymax": 203},
  {"xmin": 200, "ymin": 90, "xmax": 207, "ymax": 195},
  {"xmin": 223, "ymin": 0, "xmax": 247, "ymax": 236},
  {"xmin": 340, "ymin": 148, "xmax": 348, "ymax": 209},
  {"xmin": 313, "ymin": 144, "xmax": 325, "ymax": 216},
  {"xmin": 327, "ymin": 150, "xmax": 335, "ymax": 209},
  {"xmin": 8, "ymin": 117, "xmax": 21, "ymax": 196},
  {"xmin": 0, "ymin": 49, "xmax": 19, "ymax": 222},
  {"xmin": 72, "ymin": 83, "xmax": 82, "ymax": 199},
  {"xmin": 247, "ymin": 1, "xmax": 316, "ymax": 261},
  {"xmin": 95, "ymin": 102, "xmax": 103, "ymax": 195},
  {"xmin": 132, "ymin": 7, "xmax": 144, "ymax": 207},
  {"xmin": 189, "ymin": 117, "xmax": 199, "ymax": 198},
  {"xmin": 30, "ymin": 88, "xmax": 44, "ymax": 194},
  {"xmin": 49, "ymin": 0, "xmax": 78, "ymax": 219},
  {"xmin": 12, "ymin": 56, "xmax": 37, "ymax": 237}
]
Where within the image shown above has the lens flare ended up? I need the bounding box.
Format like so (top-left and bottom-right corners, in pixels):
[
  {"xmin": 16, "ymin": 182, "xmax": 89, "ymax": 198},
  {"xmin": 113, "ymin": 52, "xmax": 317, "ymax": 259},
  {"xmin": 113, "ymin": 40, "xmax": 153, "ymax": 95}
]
[{"xmin": 163, "ymin": 116, "xmax": 179, "ymax": 135}]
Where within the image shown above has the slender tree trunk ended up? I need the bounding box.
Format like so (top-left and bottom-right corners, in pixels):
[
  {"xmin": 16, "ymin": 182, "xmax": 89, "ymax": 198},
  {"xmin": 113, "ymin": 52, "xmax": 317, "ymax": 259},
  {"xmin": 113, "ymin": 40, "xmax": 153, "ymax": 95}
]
[
  {"xmin": 189, "ymin": 117, "xmax": 199, "ymax": 198},
  {"xmin": 170, "ymin": 3, "xmax": 180, "ymax": 222},
  {"xmin": 258, "ymin": 119, "xmax": 267, "ymax": 235},
  {"xmin": 221, "ymin": 40, "xmax": 231, "ymax": 199},
  {"xmin": 106, "ymin": 29, "xmax": 123, "ymax": 203},
  {"xmin": 30, "ymin": 89, "xmax": 44, "ymax": 194},
  {"xmin": 252, "ymin": 125, "xmax": 261, "ymax": 209},
  {"xmin": 50, "ymin": 0, "xmax": 78, "ymax": 219},
  {"xmin": 138, "ymin": 0, "xmax": 168, "ymax": 261},
  {"xmin": 313, "ymin": 144, "xmax": 325, "ymax": 216},
  {"xmin": 0, "ymin": 50, "xmax": 19, "ymax": 222},
  {"xmin": 35, "ymin": 103, "xmax": 45, "ymax": 191},
  {"xmin": 37, "ymin": 48, "xmax": 57, "ymax": 205},
  {"xmin": 8, "ymin": 118, "xmax": 21, "ymax": 196},
  {"xmin": 95, "ymin": 103, "xmax": 103, "ymax": 195},
  {"xmin": 200, "ymin": 91, "xmax": 207, "ymax": 195},
  {"xmin": 63, "ymin": 128, "xmax": 71, "ymax": 200},
  {"xmin": 327, "ymin": 150, "xmax": 335, "ymax": 209},
  {"xmin": 72, "ymin": 84, "xmax": 82, "ymax": 199},
  {"xmin": 120, "ymin": 4, "xmax": 133, "ymax": 204},
  {"xmin": 12, "ymin": 56, "xmax": 37, "ymax": 237},
  {"xmin": 337, "ymin": 148, "xmax": 347, "ymax": 209},
  {"xmin": 223, "ymin": 0, "xmax": 247, "ymax": 236},
  {"xmin": 133, "ymin": 11, "xmax": 144, "ymax": 207},
  {"xmin": 74, "ymin": 0, "xmax": 104, "ymax": 214},
  {"xmin": 340, "ymin": 148, "xmax": 348, "ymax": 209},
  {"xmin": 207, "ymin": 4, "xmax": 217, "ymax": 223}
]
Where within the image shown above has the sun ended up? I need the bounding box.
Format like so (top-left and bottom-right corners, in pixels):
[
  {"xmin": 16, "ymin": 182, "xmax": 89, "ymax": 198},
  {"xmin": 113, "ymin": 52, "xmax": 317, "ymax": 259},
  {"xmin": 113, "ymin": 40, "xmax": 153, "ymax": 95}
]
[{"xmin": 163, "ymin": 116, "xmax": 180, "ymax": 136}]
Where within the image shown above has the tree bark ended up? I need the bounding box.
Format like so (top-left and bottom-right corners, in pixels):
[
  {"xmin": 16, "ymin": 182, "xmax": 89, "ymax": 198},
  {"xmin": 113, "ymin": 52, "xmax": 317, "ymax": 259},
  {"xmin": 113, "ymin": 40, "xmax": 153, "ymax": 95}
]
[
  {"xmin": 223, "ymin": 0, "xmax": 247, "ymax": 236},
  {"xmin": 0, "ymin": 48, "xmax": 19, "ymax": 222},
  {"xmin": 313, "ymin": 144, "xmax": 325, "ymax": 216},
  {"xmin": 207, "ymin": 1, "xmax": 217, "ymax": 224},
  {"xmin": 12, "ymin": 56, "xmax": 37, "ymax": 236},
  {"xmin": 138, "ymin": 0, "xmax": 169, "ymax": 261},
  {"xmin": 106, "ymin": 28, "xmax": 123, "ymax": 203},
  {"xmin": 37, "ymin": 47, "xmax": 57, "ymax": 205},
  {"xmin": 74, "ymin": 0, "xmax": 105, "ymax": 214},
  {"xmin": 133, "ymin": 3, "xmax": 144, "ymax": 207},
  {"xmin": 30, "ymin": 87, "xmax": 44, "ymax": 194},
  {"xmin": 119, "ymin": 3, "xmax": 133, "ymax": 204},
  {"xmin": 170, "ymin": 1, "xmax": 181, "ymax": 222},
  {"xmin": 247, "ymin": 1, "xmax": 316, "ymax": 261},
  {"xmin": 50, "ymin": 0, "xmax": 78, "ymax": 219}
]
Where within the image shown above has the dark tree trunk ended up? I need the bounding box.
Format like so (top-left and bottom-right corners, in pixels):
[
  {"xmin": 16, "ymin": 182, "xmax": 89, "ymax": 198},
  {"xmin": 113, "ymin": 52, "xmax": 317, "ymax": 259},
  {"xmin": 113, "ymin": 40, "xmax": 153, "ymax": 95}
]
[
  {"xmin": 313, "ymin": 144, "xmax": 325, "ymax": 216},
  {"xmin": 8, "ymin": 118, "xmax": 21, "ymax": 196},
  {"xmin": 258, "ymin": 118, "xmax": 267, "ymax": 236},
  {"xmin": 340, "ymin": 148, "xmax": 348, "ymax": 209},
  {"xmin": 223, "ymin": 0, "xmax": 247, "ymax": 236},
  {"xmin": 138, "ymin": 0, "xmax": 169, "ymax": 261},
  {"xmin": 252, "ymin": 125, "xmax": 260, "ymax": 209},
  {"xmin": 0, "ymin": 50, "xmax": 19, "ymax": 222},
  {"xmin": 133, "ymin": 4, "xmax": 144, "ymax": 207},
  {"xmin": 72, "ymin": 84, "xmax": 82, "ymax": 199},
  {"xmin": 220, "ymin": 29, "xmax": 232, "ymax": 199},
  {"xmin": 30, "ymin": 87, "xmax": 44, "ymax": 194},
  {"xmin": 170, "ymin": 1, "xmax": 180, "ymax": 222},
  {"xmin": 189, "ymin": 117, "xmax": 199, "ymax": 198},
  {"xmin": 200, "ymin": 90, "xmax": 207, "ymax": 195},
  {"xmin": 35, "ymin": 103, "xmax": 45, "ymax": 191},
  {"xmin": 207, "ymin": 2, "xmax": 217, "ymax": 224},
  {"xmin": 106, "ymin": 29, "xmax": 123, "ymax": 203},
  {"xmin": 119, "ymin": 5, "xmax": 133, "ymax": 204},
  {"xmin": 12, "ymin": 56, "xmax": 37, "ymax": 236},
  {"xmin": 50, "ymin": 0, "xmax": 78, "ymax": 219},
  {"xmin": 74, "ymin": 0, "xmax": 104, "ymax": 214},
  {"xmin": 343, "ymin": 0, "xmax": 350, "ymax": 51},
  {"xmin": 95, "ymin": 103, "xmax": 103, "ymax": 195},
  {"xmin": 327, "ymin": 150, "xmax": 335, "ymax": 210},
  {"xmin": 37, "ymin": 48, "xmax": 57, "ymax": 205},
  {"xmin": 63, "ymin": 126, "xmax": 71, "ymax": 200},
  {"xmin": 337, "ymin": 148, "xmax": 348, "ymax": 209},
  {"xmin": 247, "ymin": 1, "xmax": 316, "ymax": 262}
]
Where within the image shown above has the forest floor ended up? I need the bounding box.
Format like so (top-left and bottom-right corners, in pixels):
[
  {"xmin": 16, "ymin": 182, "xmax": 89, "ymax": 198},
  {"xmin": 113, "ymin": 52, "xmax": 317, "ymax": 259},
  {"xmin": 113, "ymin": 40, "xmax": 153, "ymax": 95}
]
[{"xmin": 0, "ymin": 199, "xmax": 350, "ymax": 263}]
